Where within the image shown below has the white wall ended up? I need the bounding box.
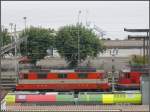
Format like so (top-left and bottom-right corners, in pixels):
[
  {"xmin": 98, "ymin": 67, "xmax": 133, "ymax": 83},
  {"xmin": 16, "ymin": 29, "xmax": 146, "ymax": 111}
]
[{"xmin": 99, "ymin": 48, "xmax": 143, "ymax": 57}]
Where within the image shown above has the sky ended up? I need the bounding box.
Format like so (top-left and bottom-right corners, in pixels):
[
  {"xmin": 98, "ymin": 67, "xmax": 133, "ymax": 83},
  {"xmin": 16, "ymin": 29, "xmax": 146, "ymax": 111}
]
[{"xmin": 1, "ymin": 1, "xmax": 149, "ymax": 40}]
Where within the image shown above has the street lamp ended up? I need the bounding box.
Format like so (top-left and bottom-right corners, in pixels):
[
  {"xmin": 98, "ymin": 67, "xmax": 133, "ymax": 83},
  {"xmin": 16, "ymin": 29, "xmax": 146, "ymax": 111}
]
[
  {"xmin": 23, "ymin": 17, "xmax": 27, "ymax": 29},
  {"xmin": 77, "ymin": 10, "xmax": 81, "ymax": 66},
  {"xmin": 23, "ymin": 17, "xmax": 28, "ymax": 56},
  {"xmin": 110, "ymin": 48, "xmax": 118, "ymax": 92},
  {"xmin": 9, "ymin": 23, "xmax": 14, "ymax": 42}
]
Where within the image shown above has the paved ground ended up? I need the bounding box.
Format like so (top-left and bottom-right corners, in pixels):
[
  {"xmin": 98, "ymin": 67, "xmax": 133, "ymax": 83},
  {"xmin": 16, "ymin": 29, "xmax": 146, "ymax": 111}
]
[{"xmin": 4, "ymin": 104, "xmax": 149, "ymax": 112}]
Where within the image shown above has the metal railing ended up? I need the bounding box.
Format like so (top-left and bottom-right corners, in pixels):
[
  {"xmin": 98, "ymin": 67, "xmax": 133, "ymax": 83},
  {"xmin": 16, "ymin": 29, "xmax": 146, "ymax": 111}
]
[{"xmin": 1, "ymin": 36, "xmax": 27, "ymax": 55}]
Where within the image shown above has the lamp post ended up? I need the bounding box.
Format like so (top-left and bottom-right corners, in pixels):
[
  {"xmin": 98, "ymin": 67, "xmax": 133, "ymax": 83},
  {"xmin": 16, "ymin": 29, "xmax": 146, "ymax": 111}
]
[
  {"xmin": 77, "ymin": 10, "xmax": 81, "ymax": 66},
  {"xmin": 23, "ymin": 17, "xmax": 27, "ymax": 29},
  {"xmin": 9, "ymin": 23, "xmax": 14, "ymax": 42},
  {"xmin": 110, "ymin": 48, "xmax": 118, "ymax": 92},
  {"xmin": 23, "ymin": 17, "xmax": 28, "ymax": 56}
]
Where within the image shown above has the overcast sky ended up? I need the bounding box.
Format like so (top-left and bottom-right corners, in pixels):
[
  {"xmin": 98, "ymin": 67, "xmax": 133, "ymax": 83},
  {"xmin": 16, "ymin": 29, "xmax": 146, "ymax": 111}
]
[{"xmin": 1, "ymin": 1, "xmax": 149, "ymax": 40}]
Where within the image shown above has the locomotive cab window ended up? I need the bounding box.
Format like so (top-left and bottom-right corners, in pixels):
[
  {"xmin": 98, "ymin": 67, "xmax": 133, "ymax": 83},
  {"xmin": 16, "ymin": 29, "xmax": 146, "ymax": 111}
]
[
  {"xmin": 125, "ymin": 73, "xmax": 130, "ymax": 78},
  {"xmin": 23, "ymin": 73, "xmax": 28, "ymax": 79},
  {"xmin": 78, "ymin": 73, "xmax": 87, "ymax": 78},
  {"xmin": 58, "ymin": 73, "xmax": 67, "ymax": 78}
]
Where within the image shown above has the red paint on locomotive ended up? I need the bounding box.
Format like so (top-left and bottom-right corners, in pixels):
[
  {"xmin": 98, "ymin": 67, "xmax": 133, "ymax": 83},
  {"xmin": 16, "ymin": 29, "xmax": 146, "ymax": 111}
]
[
  {"xmin": 117, "ymin": 71, "xmax": 142, "ymax": 89},
  {"xmin": 16, "ymin": 70, "xmax": 143, "ymax": 91},
  {"xmin": 47, "ymin": 73, "xmax": 58, "ymax": 79},
  {"xmin": 16, "ymin": 83, "xmax": 110, "ymax": 91},
  {"xmin": 16, "ymin": 71, "xmax": 110, "ymax": 91},
  {"xmin": 67, "ymin": 73, "xmax": 78, "ymax": 79},
  {"xmin": 28, "ymin": 72, "xmax": 38, "ymax": 80}
]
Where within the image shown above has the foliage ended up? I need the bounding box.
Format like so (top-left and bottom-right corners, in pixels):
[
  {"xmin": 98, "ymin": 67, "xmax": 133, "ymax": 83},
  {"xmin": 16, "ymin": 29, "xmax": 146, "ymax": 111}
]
[
  {"xmin": 20, "ymin": 27, "xmax": 55, "ymax": 65},
  {"xmin": 129, "ymin": 55, "xmax": 149, "ymax": 65},
  {"xmin": 55, "ymin": 24, "xmax": 105, "ymax": 67},
  {"xmin": 0, "ymin": 27, "xmax": 11, "ymax": 46}
]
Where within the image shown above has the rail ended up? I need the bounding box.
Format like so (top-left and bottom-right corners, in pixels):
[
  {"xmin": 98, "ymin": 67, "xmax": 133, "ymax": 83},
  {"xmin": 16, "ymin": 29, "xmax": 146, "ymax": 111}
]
[{"xmin": 1, "ymin": 78, "xmax": 16, "ymax": 90}]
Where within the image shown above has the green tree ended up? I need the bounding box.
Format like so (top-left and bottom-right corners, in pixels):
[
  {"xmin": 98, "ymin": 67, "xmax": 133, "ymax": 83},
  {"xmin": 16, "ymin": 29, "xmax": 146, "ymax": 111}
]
[
  {"xmin": 55, "ymin": 24, "xmax": 105, "ymax": 67},
  {"xmin": 129, "ymin": 55, "xmax": 148, "ymax": 65},
  {"xmin": 20, "ymin": 27, "xmax": 55, "ymax": 65},
  {"xmin": 0, "ymin": 27, "xmax": 11, "ymax": 47}
]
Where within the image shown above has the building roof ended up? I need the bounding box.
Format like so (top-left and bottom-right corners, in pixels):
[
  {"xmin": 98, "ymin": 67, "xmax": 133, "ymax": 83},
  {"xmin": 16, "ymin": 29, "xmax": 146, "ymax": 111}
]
[
  {"xmin": 124, "ymin": 28, "xmax": 150, "ymax": 32},
  {"xmin": 103, "ymin": 40, "xmax": 144, "ymax": 49}
]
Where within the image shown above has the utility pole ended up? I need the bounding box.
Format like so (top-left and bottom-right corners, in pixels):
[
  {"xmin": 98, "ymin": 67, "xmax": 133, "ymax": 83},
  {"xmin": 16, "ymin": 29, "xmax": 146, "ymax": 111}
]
[
  {"xmin": 146, "ymin": 34, "xmax": 149, "ymax": 59},
  {"xmin": 9, "ymin": 23, "xmax": 14, "ymax": 51},
  {"xmin": 110, "ymin": 48, "xmax": 118, "ymax": 92},
  {"xmin": 147, "ymin": 31, "xmax": 150, "ymax": 64},
  {"xmin": 148, "ymin": 30, "xmax": 150, "ymax": 112},
  {"xmin": 14, "ymin": 24, "xmax": 18, "ymax": 83},
  {"xmin": 0, "ymin": 0, "xmax": 1, "ymax": 92},
  {"xmin": 77, "ymin": 10, "xmax": 81, "ymax": 66}
]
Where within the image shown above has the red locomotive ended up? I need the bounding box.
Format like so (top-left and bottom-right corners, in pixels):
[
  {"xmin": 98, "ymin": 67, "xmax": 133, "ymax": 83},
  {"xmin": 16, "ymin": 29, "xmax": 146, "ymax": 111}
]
[
  {"xmin": 116, "ymin": 71, "xmax": 142, "ymax": 90},
  {"xmin": 16, "ymin": 69, "xmax": 143, "ymax": 91},
  {"xmin": 16, "ymin": 70, "xmax": 111, "ymax": 91}
]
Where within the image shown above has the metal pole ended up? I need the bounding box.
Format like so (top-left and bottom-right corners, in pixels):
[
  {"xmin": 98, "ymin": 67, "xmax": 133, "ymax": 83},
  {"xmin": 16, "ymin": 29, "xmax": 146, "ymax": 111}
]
[
  {"xmin": 9, "ymin": 23, "xmax": 14, "ymax": 52},
  {"xmin": 0, "ymin": 1, "xmax": 2, "ymax": 93},
  {"xmin": 147, "ymin": 32, "xmax": 150, "ymax": 65},
  {"xmin": 14, "ymin": 24, "xmax": 18, "ymax": 83},
  {"xmin": 110, "ymin": 48, "xmax": 118, "ymax": 92},
  {"xmin": 143, "ymin": 36, "xmax": 146, "ymax": 65},
  {"xmin": 112, "ymin": 54, "xmax": 115, "ymax": 92},
  {"xmin": 23, "ymin": 17, "xmax": 28, "ymax": 57},
  {"xmin": 1, "ymin": 26, "xmax": 3, "ymax": 47},
  {"xmin": 146, "ymin": 34, "xmax": 149, "ymax": 59},
  {"xmin": 149, "ymin": 30, "xmax": 150, "ymax": 112},
  {"xmin": 0, "ymin": 23, "xmax": 2, "ymax": 92},
  {"xmin": 77, "ymin": 10, "xmax": 81, "ymax": 66},
  {"xmin": 148, "ymin": 13, "xmax": 150, "ymax": 111},
  {"xmin": 9, "ymin": 23, "xmax": 13, "ymax": 42},
  {"xmin": 23, "ymin": 17, "xmax": 27, "ymax": 29}
]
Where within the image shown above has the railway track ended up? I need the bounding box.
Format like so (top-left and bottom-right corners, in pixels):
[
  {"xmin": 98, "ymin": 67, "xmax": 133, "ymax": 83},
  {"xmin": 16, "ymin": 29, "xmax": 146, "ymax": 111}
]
[
  {"xmin": 0, "ymin": 90, "xmax": 8, "ymax": 101},
  {"xmin": 1, "ymin": 84, "xmax": 16, "ymax": 90},
  {"xmin": 1, "ymin": 79, "xmax": 16, "ymax": 90}
]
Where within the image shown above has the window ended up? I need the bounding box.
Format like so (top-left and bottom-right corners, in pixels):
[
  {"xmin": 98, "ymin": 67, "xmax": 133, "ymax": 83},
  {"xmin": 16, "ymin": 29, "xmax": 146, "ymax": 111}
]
[
  {"xmin": 38, "ymin": 72, "xmax": 47, "ymax": 79},
  {"xmin": 58, "ymin": 73, "xmax": 67, "ymax": 78},
  {"xmin": 78, "ymin": 73, "xmax": 87, "ymax": 78},
  {"xmin": 125, "ymin": 73, "xmax": 130, "ymax": 78},
  {"xmin": 24, "ymin": 74, "xmax": 28, "ymax": 79}
]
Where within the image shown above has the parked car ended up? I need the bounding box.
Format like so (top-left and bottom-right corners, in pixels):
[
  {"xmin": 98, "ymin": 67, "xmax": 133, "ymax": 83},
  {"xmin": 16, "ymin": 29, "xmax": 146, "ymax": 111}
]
[{"xmin": 19, "ymin": 56, "xmax": 31, "ymax": 64}]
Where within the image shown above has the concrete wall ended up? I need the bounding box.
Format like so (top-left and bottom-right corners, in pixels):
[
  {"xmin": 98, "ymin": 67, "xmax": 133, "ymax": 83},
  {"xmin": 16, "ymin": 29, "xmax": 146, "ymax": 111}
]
[
  {"xmin": 1, "ymin": 57, "xmax": 130, "ymax": 71},
  {"xmin": 37, "ymin": 57, "xmax": 130, "ymax": 71}
]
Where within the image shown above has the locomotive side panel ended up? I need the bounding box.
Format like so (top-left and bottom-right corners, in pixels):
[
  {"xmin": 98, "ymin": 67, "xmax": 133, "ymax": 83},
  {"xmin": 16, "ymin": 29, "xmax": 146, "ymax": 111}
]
[{"xmin": 16, "ymin": 71, "xmax": 110, "ymax": 91}]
